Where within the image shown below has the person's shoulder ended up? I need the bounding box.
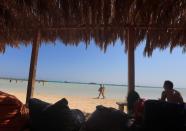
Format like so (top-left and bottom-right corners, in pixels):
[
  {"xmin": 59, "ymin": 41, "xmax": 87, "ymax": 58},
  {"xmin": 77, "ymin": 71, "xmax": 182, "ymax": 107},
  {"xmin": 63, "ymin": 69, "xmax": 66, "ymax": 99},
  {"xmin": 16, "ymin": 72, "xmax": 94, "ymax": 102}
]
[
  {"xmin": 173, "ymin": 89, "xmax": 182, "ymax": 96},
  {"xmin": 161, "ymin": 90, "xmax": 166, "ymax": 95},
  {"xmin": 173, "ymin": 89, "xmax": 180, "ymax": 94},
  {"xmin": 162, "ymin": 90, "xmax": 166, "ymax": 93}
]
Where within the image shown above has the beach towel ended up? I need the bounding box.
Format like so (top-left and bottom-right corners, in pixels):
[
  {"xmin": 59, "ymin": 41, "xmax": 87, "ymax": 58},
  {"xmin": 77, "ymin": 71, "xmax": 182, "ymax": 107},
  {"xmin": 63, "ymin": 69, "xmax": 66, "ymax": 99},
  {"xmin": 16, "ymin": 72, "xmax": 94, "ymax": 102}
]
[{"xmin": 0, "ymin": 91, "xmax": 29, "ymax": 131}]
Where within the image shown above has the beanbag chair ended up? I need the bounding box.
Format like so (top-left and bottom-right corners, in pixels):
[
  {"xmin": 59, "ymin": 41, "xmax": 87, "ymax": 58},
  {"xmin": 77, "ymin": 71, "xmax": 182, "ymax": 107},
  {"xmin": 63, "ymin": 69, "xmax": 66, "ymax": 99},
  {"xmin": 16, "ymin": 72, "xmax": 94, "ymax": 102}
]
[
  {"xmin": 143, "ymin": 100, "xmax": 185, "ymax": 130},
  {"xmin": 28, "ymin": 98, "xmax": 50, "ymax": 131},
  {"xmin": 29, "ymin": 98, "xmax": 85, "ymax": 131},
  {"xmin": 0, "ymin": 91, "xmax": 29, "ymax": 131},
  {"xmin": 80, "ymin": 105, "xmax": 128, "ymax": 131}
]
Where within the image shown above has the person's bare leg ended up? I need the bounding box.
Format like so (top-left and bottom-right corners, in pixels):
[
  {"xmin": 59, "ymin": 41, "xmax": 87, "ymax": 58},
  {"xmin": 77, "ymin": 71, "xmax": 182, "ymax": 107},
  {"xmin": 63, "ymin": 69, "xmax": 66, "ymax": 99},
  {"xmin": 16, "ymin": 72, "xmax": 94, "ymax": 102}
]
[
  {"xmin": 101, "ymin": 92, "xmax": 105, "ymax": 99},
  {"xmin": 97, "ymin": 92, "xmax": 101, "ymax": 99}
]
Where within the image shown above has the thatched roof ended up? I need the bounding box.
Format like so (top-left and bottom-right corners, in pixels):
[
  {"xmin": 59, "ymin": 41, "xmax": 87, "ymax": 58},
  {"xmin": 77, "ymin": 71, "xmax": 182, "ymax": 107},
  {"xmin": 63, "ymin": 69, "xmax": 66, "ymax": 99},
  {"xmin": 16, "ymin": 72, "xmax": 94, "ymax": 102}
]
[{"xmin": 0, "ymin": 0, "xmax": 186, "ymax": 55}]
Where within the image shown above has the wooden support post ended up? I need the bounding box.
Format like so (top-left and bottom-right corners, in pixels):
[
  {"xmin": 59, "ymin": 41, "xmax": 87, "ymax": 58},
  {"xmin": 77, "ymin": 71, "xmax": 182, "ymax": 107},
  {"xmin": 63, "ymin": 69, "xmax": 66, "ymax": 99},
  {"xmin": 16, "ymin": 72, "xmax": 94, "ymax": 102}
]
[
  {"xmin": 26, "ymin": 31, "xmax": 40, "ymax": 105},
  {"xmin": 127, "ymin": 29, "xmax": 135, "ymax": 94}
]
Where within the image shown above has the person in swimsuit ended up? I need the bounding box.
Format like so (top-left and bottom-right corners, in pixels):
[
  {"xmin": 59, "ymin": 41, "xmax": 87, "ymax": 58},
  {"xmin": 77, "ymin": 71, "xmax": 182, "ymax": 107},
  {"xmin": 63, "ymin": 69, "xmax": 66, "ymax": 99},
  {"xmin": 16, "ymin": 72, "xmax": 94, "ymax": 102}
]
[
  {"xmin": 160, "ymin": 80, "xmax": 183, "ymax": 104},
  {"xmin": 97, "ymin": 84, "xmax": 105, "ymax": 99}
]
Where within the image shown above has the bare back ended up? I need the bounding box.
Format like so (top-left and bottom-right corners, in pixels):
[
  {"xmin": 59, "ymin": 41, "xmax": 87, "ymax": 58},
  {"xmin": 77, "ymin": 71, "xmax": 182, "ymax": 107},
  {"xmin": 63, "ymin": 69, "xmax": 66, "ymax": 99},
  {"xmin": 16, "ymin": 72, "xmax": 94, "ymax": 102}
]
[{"xmin": 161, "ymin": 89, "xmax": 183, "ymax": 104}]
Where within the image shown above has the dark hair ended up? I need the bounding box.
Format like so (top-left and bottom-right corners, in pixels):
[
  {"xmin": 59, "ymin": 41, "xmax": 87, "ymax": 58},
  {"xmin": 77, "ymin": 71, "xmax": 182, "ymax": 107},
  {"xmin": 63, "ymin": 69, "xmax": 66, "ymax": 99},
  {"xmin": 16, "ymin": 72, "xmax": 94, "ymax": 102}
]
[
  {"xmin": 127, "ymin": 90, "xmax": 140, "ymax": 113},
  {"xmin": 163, "ymin": 80, "xmax": 173, "ymax": 89}
]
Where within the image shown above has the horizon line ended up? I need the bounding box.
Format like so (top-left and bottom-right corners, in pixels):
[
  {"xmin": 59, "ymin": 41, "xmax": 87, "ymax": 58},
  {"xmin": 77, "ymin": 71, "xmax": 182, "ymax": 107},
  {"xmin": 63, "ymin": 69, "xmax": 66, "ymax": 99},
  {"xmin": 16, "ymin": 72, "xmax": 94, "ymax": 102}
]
[{"xmin": 0, "ymin": 76, "xmax": 162, "ymax": 89}]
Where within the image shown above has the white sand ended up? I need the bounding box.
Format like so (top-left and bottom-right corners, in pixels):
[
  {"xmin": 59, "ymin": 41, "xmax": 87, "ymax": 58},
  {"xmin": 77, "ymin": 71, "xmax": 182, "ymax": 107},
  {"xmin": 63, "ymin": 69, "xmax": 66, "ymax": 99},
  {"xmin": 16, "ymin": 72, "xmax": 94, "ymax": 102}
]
[{"xmin": 8, "ymin": 91, "xmax": 126, "ymax": 113}]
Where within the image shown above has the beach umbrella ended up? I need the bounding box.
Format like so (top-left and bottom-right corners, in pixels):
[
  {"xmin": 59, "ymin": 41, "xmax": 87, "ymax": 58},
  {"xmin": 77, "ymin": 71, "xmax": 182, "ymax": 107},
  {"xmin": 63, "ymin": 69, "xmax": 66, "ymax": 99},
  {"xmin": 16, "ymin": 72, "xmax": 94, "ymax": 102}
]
[{"xmin": 0, "ymin": 0, "xmax": 186, "ymax": 104}]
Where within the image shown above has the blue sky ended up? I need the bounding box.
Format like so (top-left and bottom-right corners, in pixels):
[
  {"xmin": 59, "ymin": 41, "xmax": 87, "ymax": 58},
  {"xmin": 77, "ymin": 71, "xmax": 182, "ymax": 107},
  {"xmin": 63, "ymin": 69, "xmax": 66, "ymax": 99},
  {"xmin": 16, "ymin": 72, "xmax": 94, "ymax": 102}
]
[{"xmin": 0, "ymin": 40, "xmax": 186, "ymax": 88}]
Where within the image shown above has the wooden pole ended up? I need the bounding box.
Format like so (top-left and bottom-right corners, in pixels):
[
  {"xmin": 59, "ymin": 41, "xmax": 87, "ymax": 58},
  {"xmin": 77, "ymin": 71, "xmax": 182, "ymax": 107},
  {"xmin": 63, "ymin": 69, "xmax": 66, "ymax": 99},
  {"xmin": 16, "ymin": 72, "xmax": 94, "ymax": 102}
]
[
  {"xmin": 26, "ymin": 31, "xmax": 40, "ymax": 105},
  {"xmin": 127, "ymin": 28, "xmax": 135, "ymax": 94}
]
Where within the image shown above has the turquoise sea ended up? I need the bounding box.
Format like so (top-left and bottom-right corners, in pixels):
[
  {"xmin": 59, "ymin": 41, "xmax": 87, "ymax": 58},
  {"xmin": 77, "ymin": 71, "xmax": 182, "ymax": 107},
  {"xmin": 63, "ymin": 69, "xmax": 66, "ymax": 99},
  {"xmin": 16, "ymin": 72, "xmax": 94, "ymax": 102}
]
[{"xmin": 0, "ymin": 79, "xmax": 186, "ymax": 101}]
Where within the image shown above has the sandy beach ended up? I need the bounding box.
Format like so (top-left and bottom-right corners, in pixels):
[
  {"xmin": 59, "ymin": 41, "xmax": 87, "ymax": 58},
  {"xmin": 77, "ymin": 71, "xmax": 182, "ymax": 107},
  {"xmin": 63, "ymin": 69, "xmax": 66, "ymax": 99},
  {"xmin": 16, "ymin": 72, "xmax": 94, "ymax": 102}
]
[{"xmin": 8, "ymin": 91, "xmax": 125, "ymax": 113}]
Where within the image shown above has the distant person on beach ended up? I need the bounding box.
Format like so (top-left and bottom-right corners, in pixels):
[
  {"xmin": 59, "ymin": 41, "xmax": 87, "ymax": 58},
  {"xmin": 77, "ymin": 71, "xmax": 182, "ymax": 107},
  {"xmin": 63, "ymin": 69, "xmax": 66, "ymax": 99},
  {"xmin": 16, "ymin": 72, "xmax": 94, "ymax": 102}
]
[
  {"xmin": 97, "ymin": 84, "xmax": 105, "ymax": 99},
  {"xmin": 9, "ymin": 79, "xmax": 12, "ymax": 83},
  {"xmin": 160, "ymin": 80, "xmax": 183, "ymax": 104}
]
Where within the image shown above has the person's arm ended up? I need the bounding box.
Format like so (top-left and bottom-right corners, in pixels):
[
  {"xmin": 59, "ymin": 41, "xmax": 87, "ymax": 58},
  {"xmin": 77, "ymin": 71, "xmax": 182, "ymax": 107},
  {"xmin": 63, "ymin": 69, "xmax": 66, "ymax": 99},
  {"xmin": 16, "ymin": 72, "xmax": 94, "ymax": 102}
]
[
  {"xmin": 160, "ymin": 91, "xmax": 166, "ymax": 101},
  {"xmin": 177, "ymin": 92, "xmax": 184, "ymax": 104}
]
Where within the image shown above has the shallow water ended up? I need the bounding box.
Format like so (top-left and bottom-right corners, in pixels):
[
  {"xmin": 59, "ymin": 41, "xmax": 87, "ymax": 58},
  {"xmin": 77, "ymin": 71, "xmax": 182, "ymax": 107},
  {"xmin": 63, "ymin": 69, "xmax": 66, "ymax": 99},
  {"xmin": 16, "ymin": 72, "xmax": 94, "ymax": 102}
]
[{"xmin": 0, "ymin": 79, "xmax": 186, "ymax": 101}]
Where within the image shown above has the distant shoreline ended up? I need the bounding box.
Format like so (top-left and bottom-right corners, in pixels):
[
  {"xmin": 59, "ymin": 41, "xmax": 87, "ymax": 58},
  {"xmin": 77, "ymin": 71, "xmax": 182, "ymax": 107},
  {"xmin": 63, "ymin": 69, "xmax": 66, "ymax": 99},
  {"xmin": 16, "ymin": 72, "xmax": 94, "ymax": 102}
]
[
  {"xmin": 0, "ymin": 77, "xmax": 185, "ymax": 104},
  {"xmin": 0, "ymin": 77, "xmax": 162, "ymax": 89}
]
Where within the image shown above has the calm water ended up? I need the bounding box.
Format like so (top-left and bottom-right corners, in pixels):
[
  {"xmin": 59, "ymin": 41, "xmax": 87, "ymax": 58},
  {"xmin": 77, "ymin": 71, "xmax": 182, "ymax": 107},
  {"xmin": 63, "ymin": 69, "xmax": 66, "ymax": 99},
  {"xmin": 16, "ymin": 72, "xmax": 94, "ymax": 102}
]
[{"xmin": 0, "ymin": 79, "xmax": 186, "ymax": 101}]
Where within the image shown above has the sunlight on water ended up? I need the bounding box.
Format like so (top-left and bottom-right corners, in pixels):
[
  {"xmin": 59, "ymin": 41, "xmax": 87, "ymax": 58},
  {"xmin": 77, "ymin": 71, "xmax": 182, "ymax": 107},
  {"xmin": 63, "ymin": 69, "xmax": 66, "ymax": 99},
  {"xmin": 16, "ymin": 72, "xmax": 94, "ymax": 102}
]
[{"xmin": 0, "ymin": 79, "xmax": 186, "ymax": 101}]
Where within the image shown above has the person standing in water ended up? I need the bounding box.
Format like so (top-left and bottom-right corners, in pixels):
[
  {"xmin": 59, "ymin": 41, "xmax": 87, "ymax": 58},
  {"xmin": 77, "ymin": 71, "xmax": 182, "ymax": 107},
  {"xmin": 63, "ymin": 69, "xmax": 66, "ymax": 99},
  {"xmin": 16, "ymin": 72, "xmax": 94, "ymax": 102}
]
[{"xmin": 97, "ymin": 84, "xmax": 105, "ymax": 99}]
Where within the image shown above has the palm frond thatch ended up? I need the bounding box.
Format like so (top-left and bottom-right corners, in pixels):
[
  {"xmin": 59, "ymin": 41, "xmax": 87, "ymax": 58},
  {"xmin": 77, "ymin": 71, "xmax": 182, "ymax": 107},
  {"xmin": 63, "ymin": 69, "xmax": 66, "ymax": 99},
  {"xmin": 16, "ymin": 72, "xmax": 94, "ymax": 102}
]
[{"xmin": 0, "ymin": 0, "xmax": 186, "ymax": 55}]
